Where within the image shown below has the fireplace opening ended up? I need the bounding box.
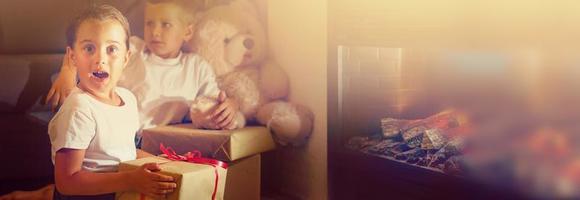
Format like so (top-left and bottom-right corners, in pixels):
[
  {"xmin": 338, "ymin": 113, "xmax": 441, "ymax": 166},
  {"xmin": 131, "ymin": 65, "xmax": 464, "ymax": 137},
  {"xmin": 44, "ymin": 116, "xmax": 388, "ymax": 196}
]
[{"xmin": 329, "ymin": 46, "xmax": 580, "ymax": 199}]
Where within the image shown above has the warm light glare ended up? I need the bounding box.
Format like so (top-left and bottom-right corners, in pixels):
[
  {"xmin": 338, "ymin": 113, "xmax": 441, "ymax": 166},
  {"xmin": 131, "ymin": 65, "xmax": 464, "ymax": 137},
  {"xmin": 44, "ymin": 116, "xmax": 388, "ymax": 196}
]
[{"xmin": 333, "ymin": 0, "xmax": 580, "ymax": 48}]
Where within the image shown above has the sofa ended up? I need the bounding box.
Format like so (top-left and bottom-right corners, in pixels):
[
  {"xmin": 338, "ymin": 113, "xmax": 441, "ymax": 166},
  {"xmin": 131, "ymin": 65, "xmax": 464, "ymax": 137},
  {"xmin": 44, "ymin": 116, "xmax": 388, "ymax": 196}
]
[
  {"xmin": 0, "ymin": 1, "xmax": 274, "ymax": 199},
  {"xmin": 0, "ymin": 54, "xmax": 62, "ymax": 194}
]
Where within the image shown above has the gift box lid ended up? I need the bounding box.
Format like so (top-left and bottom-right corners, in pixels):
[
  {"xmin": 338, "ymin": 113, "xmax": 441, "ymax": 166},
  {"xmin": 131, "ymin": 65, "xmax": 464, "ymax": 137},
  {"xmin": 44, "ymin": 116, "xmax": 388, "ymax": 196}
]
[
  {"xmin": 141, "ymin": 124, "xmax": 275, "ymax": 161},
  {"xmin": 120, "ymin": 156, "xmax": 210, "ymax": 175}
]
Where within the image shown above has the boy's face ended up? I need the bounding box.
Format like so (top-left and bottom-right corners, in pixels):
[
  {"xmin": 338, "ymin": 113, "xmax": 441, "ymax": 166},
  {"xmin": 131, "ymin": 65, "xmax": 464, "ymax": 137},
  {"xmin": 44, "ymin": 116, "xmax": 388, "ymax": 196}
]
[
  {"xmin": 70, "ymin": 19, "xmax": 130, "ymax": 96},
  {"xmin": 144, "ymin": 2, "xmax": 193, "ymax": 59}
]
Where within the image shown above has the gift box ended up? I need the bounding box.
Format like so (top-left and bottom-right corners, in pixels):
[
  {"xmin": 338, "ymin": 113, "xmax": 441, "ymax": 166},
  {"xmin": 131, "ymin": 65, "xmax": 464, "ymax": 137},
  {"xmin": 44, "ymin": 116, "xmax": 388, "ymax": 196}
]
[
  {"xmin": 141, "ymin": 124, "xmax": 275, "ymax": 161},
  {"xmin": 116, "ymin": 156, "xmax": 227, "ymax": 200},
  {"xmin": 225, "ymin": 154, "xmax": 261, "ymax": 200}
]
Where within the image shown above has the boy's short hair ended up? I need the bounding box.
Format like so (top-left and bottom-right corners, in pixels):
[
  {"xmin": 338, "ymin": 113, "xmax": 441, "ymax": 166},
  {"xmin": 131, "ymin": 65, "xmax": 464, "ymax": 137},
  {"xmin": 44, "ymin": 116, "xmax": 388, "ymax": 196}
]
[
  {"xmin": 146, "ymin": 0, "xmax": 206, "ymax": 24},
  {"xmin": 66, "ymin": 4, "xmax": 131, "ymax": 49}
]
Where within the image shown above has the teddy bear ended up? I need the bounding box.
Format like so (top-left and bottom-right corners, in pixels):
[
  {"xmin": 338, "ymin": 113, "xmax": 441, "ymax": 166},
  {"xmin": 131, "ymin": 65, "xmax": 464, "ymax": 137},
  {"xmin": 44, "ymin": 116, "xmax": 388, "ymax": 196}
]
[{"xmin": 188, "ymin": 0, "xmax": 313, "ymax": 145}]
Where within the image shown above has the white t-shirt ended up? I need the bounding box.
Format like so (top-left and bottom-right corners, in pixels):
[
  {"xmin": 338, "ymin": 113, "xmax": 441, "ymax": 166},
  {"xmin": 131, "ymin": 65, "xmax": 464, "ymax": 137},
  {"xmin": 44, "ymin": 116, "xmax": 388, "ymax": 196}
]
[
  {"xmin": 48, "ymin": 87, "xmax": 139, "ymax": 172},
  {"xmin": 119, "ymin": 36, "xmax": 220, "ymax": 130}
]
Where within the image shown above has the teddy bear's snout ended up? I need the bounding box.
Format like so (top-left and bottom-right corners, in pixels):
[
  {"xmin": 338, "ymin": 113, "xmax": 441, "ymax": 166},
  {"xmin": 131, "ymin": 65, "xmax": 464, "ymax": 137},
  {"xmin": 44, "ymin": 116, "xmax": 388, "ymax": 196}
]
[{"xmin": 244, "ymin": 38, "xmax": 254, "ymax": 50}]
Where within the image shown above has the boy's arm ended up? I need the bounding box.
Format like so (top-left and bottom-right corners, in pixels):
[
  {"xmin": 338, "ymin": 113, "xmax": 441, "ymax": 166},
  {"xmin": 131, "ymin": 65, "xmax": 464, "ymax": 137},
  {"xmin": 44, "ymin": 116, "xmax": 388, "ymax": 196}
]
[
  {"xmin": 46, "ymin": 49, "xmax": 77, "ymax": 112},
  {"xmin": 210, "ymin": 91, "xmax": 242, "ymax": 130},
  {"xmin": 54, "ymin": 148, "xmax": 176, "ymax": 198},
  {"xmin": 196, "ymin": 60, "xmax": 244, "ymax": 129}
]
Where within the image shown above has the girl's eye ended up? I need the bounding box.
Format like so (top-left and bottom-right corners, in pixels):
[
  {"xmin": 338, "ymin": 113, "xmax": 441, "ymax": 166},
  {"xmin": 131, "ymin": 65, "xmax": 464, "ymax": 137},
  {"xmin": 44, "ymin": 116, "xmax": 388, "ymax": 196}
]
[
  {"xmin": 107, "ymin": 46, "xmax": 119, "ymax": 54},
  {"xmin": 162, "ymin": 22, "xmax": 172, "ymax": 28},
  {"xmin": 83, "ymin": 45, "xmax": 95, "ymax": 53}
]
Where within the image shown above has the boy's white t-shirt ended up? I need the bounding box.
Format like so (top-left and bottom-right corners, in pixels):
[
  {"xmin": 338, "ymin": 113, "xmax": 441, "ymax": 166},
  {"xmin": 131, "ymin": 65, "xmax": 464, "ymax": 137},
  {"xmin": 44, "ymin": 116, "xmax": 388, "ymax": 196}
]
[
  {"xmin": 119, "ymin": 36, "xmax": 220, "ymax": 130},
  {"xmin": 48, "ymin": 87, "xmax": 139, "ymax": 172}
]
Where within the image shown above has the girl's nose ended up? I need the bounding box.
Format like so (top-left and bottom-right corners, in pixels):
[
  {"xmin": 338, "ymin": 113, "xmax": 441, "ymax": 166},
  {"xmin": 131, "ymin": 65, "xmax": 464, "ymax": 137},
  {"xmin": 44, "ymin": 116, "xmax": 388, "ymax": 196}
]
[
  {"xmin": 95, "ymin": 48, "xmax": 107, "ymax": 66},
  {"xmin": 95, "ymin": 60, "xmax": 106, "ymax": 67},
  {"xmin": 95, "ymin": 54, "xmax": 106, "ymax": 66}
]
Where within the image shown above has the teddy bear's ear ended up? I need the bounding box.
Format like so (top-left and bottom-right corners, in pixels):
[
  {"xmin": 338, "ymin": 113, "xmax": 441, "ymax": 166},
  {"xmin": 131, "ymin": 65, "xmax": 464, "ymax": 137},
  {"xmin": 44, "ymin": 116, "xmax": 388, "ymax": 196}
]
[
  {"xmin": 195, "ymin": 20, "xmax": 218, "ymax": 43},
  {"xmin": 229, "ymin": 0, "xmax": 259, "ymax": 18},
  {"xmin": 192, "ymin": 11, "xmax": 205, "ymax": 25}
]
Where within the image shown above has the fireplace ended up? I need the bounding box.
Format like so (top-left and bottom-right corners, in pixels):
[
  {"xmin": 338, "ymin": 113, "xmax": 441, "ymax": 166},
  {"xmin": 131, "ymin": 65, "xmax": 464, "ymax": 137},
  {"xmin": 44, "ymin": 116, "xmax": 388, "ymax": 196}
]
[
  {"xmin": 326, "ymin": 1, "xmax": 580, "ymax": 199},
  {"xmin": 328, "ymin": 45, "xmax": 580, "ymax": 199}
]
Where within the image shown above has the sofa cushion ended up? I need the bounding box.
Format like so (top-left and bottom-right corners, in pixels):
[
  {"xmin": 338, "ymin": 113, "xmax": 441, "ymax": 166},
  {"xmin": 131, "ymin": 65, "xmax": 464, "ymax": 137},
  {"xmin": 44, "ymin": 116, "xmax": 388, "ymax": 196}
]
[
  {"xmin": 0, "ymin": 54, "xmax": 63, "ymax": 114},
  {"xmin": 0, "ymin": 58, "xmax": 30, "ymax": 112}
]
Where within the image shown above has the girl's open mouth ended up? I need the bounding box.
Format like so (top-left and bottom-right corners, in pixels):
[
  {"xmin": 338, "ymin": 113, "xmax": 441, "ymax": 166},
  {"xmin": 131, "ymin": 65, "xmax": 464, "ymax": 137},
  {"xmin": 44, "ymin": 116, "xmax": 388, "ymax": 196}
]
[{"xmin": 92, "ymin": 71, "xmax": 109, "ymax": 79}]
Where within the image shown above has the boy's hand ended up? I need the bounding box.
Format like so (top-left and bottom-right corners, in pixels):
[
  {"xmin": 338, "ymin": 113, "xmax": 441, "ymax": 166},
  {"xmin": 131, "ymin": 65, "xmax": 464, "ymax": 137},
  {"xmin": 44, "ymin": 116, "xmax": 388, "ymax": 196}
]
[
  {"xmin": 211, "ymin": 91, "xmax": 239, "ymax": 130},
  {"xmin": 127, "ymin": 163, "xmax": 176, "ymax": 199},
  {"xmin": 45, "ymin": 49, "xmax": 77, "ymax": 112}
]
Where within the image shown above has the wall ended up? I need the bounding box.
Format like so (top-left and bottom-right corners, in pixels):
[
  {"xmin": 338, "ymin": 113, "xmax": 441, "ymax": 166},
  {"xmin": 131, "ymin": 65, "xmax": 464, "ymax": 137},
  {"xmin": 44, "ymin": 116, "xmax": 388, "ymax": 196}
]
[
  {"xmin": 266, "ymin": 1, "xmax": 327, "ymax": 199},
  {"xmin": 0, "ymin": 0, "xmax": 143, "ymax": 54}
]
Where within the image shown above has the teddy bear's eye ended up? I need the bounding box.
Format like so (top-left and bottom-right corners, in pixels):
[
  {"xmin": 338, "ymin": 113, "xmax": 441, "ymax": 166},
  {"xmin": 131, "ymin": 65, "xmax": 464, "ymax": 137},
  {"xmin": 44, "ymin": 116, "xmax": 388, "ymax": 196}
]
[{"xmin": 224, "ymin": 38, "xmax": 231, "ymax": 44}]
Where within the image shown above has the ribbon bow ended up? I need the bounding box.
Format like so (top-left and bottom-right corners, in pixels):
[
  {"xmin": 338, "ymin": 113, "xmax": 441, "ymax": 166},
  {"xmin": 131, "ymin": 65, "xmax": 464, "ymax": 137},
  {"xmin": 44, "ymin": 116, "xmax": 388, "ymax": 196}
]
[
  {"xmin": 159, "ymin": 143, "xmax": 228, "ymax": 200},
  {"xmin": 160, "ymin": 143, "xmax": 228, "ymax": 169}
]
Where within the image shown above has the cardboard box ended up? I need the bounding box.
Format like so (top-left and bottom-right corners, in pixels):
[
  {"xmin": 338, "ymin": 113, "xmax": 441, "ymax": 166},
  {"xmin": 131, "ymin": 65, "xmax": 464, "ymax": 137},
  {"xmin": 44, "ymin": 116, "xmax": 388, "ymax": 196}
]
[
  {"xmin": 142, "ymin": 124, "xmax": 275, "ymax": 161},
  {"xmin": 225, "ymin": 154, "xmax": 261, "ymax": 200},
  {"xmin": 116, "ymin": 157, "xmax": 227, "ymax": 200}
]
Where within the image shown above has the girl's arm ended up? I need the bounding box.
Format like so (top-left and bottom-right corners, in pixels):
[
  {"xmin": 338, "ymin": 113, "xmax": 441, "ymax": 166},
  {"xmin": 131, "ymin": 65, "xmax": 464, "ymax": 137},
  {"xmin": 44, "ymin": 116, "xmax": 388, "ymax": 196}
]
[{"xmin": 54, "ymin": 148, "xmax": 176, "ymax": 198}]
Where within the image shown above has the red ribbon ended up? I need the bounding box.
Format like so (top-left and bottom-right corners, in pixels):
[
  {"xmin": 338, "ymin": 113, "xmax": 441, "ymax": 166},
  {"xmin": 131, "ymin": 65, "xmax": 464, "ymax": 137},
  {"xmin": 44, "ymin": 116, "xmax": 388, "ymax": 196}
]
[
  {"xmin": 159, "ymin": 143, "xmax": 228, "ymax": 169},
  {"xmin": 158, "ymin": 143, "xmax": 228, "ymax": 200}
]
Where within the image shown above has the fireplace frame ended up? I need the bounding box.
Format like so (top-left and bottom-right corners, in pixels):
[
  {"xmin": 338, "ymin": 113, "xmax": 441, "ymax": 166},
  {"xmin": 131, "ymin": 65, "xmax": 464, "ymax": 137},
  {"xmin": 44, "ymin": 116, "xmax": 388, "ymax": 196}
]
[{"xmin": 326, "ymin": 21, "xmax": 528, "ymax": 200}]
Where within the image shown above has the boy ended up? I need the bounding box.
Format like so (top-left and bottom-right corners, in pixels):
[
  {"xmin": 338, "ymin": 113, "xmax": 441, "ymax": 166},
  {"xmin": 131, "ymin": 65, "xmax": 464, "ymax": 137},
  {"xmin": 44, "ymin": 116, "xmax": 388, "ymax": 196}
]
[
  {"xmin": 47, "ymin": 0, "xmax": 240, "ymax": 132},
  {"xmin": 48, "ymin": 4, "xmax": 176, "ymax": 200}
]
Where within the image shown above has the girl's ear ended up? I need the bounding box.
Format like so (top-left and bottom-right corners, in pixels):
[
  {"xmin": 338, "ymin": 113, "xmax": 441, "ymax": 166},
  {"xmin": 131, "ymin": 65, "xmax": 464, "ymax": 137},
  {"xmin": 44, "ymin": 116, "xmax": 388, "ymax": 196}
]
[
  {"xmin": 66, "ymin": 46, "xmax": 76, "ymax": 65},
  {"xmin": 66, "ymin": 46, "xmax": 72, "ymax": 57}
]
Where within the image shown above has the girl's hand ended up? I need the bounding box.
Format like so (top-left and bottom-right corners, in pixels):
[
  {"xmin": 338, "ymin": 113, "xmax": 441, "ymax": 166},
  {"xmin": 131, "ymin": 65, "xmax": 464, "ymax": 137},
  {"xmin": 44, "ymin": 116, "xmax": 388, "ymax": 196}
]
[{"xmin": 127, "ymin": 163, "xmax": 177, "ymax": 199}]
